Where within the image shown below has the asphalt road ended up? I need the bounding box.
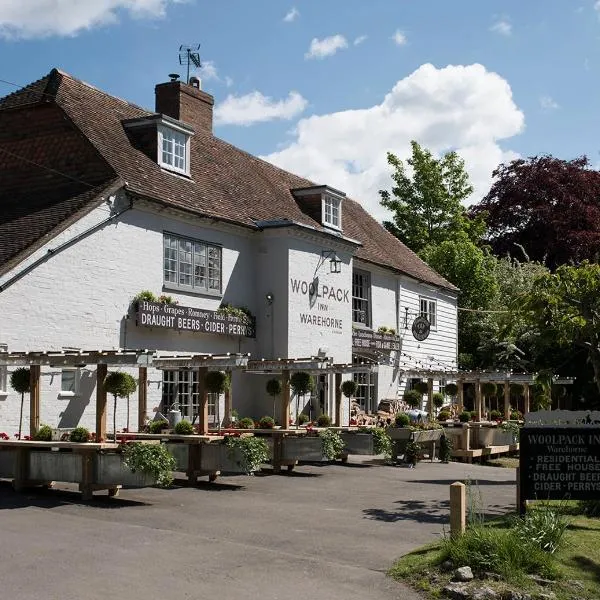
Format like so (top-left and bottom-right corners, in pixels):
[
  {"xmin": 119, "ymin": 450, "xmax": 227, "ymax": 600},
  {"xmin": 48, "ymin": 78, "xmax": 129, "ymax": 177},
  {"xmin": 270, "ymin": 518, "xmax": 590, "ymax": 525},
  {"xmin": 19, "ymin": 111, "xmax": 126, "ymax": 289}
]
[{"xmin": 0, "ymin": 458, "xmax": 516, "ymax": 600}]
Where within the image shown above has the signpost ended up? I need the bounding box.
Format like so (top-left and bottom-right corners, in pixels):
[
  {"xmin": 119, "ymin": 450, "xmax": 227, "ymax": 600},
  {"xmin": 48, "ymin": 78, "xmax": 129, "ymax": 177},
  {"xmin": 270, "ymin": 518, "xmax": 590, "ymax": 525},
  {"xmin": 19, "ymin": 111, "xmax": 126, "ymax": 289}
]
[{"xmin": 519, "ymin": 426, "xmax": 600, "ymax": 513}]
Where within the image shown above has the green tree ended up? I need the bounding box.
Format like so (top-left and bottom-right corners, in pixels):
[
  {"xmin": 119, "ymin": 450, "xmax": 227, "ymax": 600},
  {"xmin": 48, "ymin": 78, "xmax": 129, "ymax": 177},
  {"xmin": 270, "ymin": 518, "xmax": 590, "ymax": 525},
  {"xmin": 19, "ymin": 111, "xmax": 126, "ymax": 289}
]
[
  {"xmin": 379, "ymin": 142, "xmax": 483, "ymax": 254},
  {"xmin": 526, "ymin": 262, "xmax": 600, "ymax": 395}
]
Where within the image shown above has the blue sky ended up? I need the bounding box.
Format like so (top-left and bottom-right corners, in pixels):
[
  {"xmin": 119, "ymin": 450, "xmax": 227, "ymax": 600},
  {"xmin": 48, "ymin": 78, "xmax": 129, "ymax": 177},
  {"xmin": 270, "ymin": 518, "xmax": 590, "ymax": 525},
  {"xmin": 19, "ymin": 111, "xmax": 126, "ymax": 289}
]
[{"xmin": 1, "ymin": 1, "xmax": 599, "ymax": 220}]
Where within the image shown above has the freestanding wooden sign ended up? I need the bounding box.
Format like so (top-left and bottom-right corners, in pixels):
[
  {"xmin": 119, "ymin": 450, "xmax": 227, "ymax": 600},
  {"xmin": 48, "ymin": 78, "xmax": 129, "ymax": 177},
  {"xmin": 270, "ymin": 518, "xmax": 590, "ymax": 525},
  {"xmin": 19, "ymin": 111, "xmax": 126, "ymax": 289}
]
[{"xmin": 519, "ymin": 423, "xmax": 600, "ymax": 513}]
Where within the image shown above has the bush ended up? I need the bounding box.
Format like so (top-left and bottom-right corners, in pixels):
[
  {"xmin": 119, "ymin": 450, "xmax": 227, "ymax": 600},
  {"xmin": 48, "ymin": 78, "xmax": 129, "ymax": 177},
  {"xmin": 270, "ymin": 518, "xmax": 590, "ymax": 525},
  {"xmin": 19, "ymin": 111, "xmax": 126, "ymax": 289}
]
[
  {"xmin": 414, "ymin": 381, "xmax": 429, "ymax": 395},
  {"xmin": 237, "ymin": 417, "xmax": 255, "ymax": 429},
  {"xmin": 316, "ymin": 414, "xmax": 331, "ymax": 427},
  {"xmin": 174, "ymin": 420, "xmax": 194, "ymax": 435},
  {"xmin": 370, "ymin": 428, "xmax": 392, "ymax": 457},
  {"xmin": 482, "ymin": 382, "xmax": 497, "ymax": 397},
  {"xmin": 432, "ymin": 392, "xmax": 445, "ymax": 409},
  {"xmin": 297, "ymin": 413, "xmax": 309, "ymax": 425},
  {"xmin": 340, "ymin": 380, "xmax": 357, "ymax": 398},
  {"xmin": 123, "ymin": 442, "xmax": 176, "ymax": 487},
  {"xmin": 149, "ymin": 419, "xmax": 169, "ymax": 434},
  {"xmin": 404, "ymin": 440, "xmax": 420, "ymax": 466},
  {"xmin": 444, "ymin": 383, "xmax": 458, "ymax": 396},
  {"xmin": 266, "ymin": 378, "xmax": 282, "ymax": 397},
  {"xmin": 225, "ymin": 436, "xmax": 269, "ymax": 473},
  {"xmin": 258, "ymin": 416, "xmax": 275, "ymax": 429},
  {"xmin": 319, "ymin": 429, "xmax": 345, "ymax": 460},
  {"xmin": 437, "ymin": 410, "xmax": 451, "ymax": 422},
  {"xmin": 490, "ymin": 409, "xmax": 502, "ymax": 421},
  {"xmin": 206, "ymin": 371, "xmax": 230, "ymax": 394},
  {"xmin": 512, "ymin": 504, "xmax": 569, "ymax": 554},
  {"xmin": 458, "ymin": 411, "xmax": 471, "ymax": 423},
  {"xmin": 439, "ymin": 434, "xmax": 453, "ymax": 463},
  {"xmin": 33, "ymin": 424, "xmax": 52, "ymax": 441},
  {"xmin": 70, "ymin": 427, "xmax": 90, "ymax": 443},
  {"xmin": 10, "ymin": 368, "xmax": 30, "ymax": 394},
  {"xmin": 394, "ymin": 412, "xmax": 411, "ymax": 427},
  {"xmin": 133, "ymin": 290, "xmax": 157, "ymax": 304},
  {"xmin": 510, "ymin": 409, "xmax": 523, "ymax": 420},
  {"xmin": 403, "ymin": 389, "xmax": 422, "ymax": 409}
]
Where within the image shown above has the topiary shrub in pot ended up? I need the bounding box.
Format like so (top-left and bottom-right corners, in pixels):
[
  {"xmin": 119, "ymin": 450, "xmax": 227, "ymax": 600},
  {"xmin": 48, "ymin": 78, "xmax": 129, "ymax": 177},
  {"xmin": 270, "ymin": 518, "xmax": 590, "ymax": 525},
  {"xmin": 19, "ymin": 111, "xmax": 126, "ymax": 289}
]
[
  {"xmin": 490, "ymin": 409, "xmax": 502, "ymax": 421},
  {"xmin": 404, "ymin": 440, "xmax": 420, "ymax": 467},
  {"xmin": 394, "ymin": 412, "xmax": 411, "ymax": 428},
  {"xmin": 438, "ymin": 434, "xmax": 453, "ymax": 463},
  {"xmin": 341, "ymin": 380, "xmax": 357, "ymax": 398},
  {"xmin": 258, "ymin": 416, "xmax": 275, "ymax": 429},
  {"xmin": 432, "ymin": 392, "xmax": 445, "ymax": 411},
  {"xmin": 104, "ymin": 371, "xmax": 137, "ymax": 440},
  {"xmin": 237, "ymin": 417, "xmax": 255, "ymax": 429},
  {"xmin": 70, "ymin": 427, "xmax": 90, "ymax": 443},
  {"xmin": 437, "ymin": 410, "xmax": 451, "ymax": 422},
  {"xmin": 10, "ymin": 367, "xmax": 30, "ymax": 440},
  {"xmin": 174, "ymin": 420, "xmax": 194, "ymax": 435},
  {"xmin": 316, "ymin": 413, "xmax": 331, "ymax": 427},
  {"xmin": 149, "ymin": 419, "xmax": 169, "ymax": 434},
  {"xmin": 414, "ymin": 381, "xmax": 429, "ymax": 395},
  {"xmin": 290, "ymin": 372, "xmax": 314, "ymax": 427},
  {"xmin": 266, "ymin": 378, "xmax": 282, "ymax": 423},
  {"xmin": 403, "ymin": 389, "xmax": 422, "ymax": 409},
  {"xmin": 33, "ymin": 424, "xmax": 52, "ymax": 441},
  {"xmin": 297, "ymin": 413, "xmax": 309, "ymax": 425},
  {"xmin": 444, "ymin": 383, "xmax": 458, "ymax": 398}
]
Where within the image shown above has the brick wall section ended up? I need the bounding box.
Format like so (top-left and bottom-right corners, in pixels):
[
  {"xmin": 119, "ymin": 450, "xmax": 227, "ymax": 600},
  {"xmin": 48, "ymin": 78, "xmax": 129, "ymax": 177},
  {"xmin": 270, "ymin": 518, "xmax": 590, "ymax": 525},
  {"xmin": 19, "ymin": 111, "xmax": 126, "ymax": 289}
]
[{"xmin": 155, "ymin": 81, "xmax": 214, "ymax": 134}]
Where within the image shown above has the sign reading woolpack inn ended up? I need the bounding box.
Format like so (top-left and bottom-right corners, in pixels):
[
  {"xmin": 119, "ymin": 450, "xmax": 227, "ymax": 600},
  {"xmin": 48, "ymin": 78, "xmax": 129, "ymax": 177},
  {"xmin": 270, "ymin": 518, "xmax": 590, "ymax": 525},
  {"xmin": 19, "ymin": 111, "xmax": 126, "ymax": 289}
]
[
  {"xmin": 136, "ymin": 301, "xmax": 255, "ymax": 338},
  {"xmin": 520, "ymin": 426, "xmax": 600, "ymax": 505},
  {"xmin": 352, "ymin": 329, "xmax": 401, "ymax": 351}
]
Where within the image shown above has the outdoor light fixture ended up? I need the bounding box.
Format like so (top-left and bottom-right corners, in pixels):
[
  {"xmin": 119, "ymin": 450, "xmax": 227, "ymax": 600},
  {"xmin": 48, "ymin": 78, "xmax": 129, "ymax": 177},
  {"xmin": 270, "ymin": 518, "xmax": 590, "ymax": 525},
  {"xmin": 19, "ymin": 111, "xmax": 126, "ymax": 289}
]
[
  {"xmin": 266, "ymin": 293, "xmax": 274, "ymax": 305},
  {"xmin": 321, "ymin": 250, "xmax": 342, "ymax": 274}
]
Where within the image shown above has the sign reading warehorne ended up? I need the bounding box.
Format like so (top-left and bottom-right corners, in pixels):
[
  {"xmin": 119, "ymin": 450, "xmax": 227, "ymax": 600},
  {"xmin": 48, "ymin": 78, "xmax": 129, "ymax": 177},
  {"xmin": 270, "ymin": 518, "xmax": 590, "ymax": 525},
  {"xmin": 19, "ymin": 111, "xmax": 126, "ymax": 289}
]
[
  {"xmin": 520, "ymin": 426, "xmax": 600, "ymax": 503},
  {"xmin": 352, "ymin": 329, "xmax": 401, "ymax": 351},
  {"xmin": 136, "ymin": 301, "xmax": 255, "ymax": 338}
]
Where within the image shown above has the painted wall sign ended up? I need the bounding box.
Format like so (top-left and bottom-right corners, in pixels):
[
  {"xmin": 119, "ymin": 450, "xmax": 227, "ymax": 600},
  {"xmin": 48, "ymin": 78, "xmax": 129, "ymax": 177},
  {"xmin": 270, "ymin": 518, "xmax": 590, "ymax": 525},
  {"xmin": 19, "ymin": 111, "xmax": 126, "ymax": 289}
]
[
  {"xmin": 352, "ymin": 329, "xmax": 401, "ymax": 351},
  {"xmin": 136, "ymin": 301, "xmax": 255, "ymax": 338},
  {"xmin": 519, "ymin": 426, "xmax": 600, "ymax": 507},
  {"xmin": 411, "ymin": 316, "xmax": 431, "ymax": 341}
]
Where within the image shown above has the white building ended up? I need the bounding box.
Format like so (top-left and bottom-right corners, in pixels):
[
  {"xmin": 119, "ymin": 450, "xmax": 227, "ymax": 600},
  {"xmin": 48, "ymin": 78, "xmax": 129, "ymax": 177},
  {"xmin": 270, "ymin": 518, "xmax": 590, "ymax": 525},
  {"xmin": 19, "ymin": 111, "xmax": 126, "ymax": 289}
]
[{"xmin": 0, "ymin": 69, "xmax": 458, "ymax": 434}]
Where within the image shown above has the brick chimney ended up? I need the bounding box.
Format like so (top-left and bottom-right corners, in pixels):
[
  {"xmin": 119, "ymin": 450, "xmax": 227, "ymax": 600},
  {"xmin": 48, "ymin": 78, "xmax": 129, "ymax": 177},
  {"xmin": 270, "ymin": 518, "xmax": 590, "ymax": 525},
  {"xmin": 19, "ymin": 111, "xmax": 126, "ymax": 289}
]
[{"xmin": 155, "ymin": 80, "xmax": 214, "ymax": 134}]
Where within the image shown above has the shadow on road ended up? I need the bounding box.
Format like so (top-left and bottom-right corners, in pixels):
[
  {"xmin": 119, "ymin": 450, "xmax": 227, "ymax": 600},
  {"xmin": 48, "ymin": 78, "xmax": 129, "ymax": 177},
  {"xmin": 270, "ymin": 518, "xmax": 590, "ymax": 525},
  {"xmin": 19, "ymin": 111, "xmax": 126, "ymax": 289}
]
[
  {"xmin": 411, "ymin": 478, "xmax": 515, "ymax": 487},
  {"xmin": 0, "ymin": 481, "xmax": 150, "ymax": 509},
  {"xmin": 363, "ymin": 499, "xmax": 450, "ymax": 524}
]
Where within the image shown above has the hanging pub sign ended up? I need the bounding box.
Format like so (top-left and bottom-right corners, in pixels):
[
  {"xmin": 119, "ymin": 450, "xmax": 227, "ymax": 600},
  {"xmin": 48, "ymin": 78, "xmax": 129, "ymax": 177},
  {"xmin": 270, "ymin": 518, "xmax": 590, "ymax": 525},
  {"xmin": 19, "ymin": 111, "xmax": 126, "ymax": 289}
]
[
  {"xmin": 136, "ymin": 301, "xmax": 255, "ymax": 338},
  {"xmin": 352, "ymin": 329, "xmax": 401, "ymax": 351},
  {"xmin": 411, "ymin": 316, "xmax": 430, "ymax": 341},
  {"xmin": 519, "ymin": 425, "xmax": 600, "ymax": 511}
]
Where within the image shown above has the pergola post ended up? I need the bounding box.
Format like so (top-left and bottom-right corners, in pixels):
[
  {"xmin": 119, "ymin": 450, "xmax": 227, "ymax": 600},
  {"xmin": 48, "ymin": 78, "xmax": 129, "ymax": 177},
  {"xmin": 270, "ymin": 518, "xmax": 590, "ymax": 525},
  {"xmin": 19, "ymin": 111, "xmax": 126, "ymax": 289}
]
[
  {"xmin": 224, "ymin": 369, "xmax": 232, "ymax": 428},
  {"xmin": 334, "ymin": 372, "xmax": 342, "ymax": 426},
  {"xmin": 96, "ymin": 364, "xmax": 108, "ymax": 441},
  {"xmin": 198, "ymin": 367, "xmax": 209, "ymax": 435},
  {"xmin": 503, "ymin": 379, "xmax": 510, "ymax": 421},
  {"xmin": 523, "ymin": 383, "xmax": 530, "ymax": 416},
  {"xmin": 137, "ymin": 366, "xmax": 147, "ymax": 432},
  {"xmin": 457, "ymin": 379, "xmax": 464, "ymax": 414},
  {"xmin": 427, "ymin": 377, "xmax": 434, "ymax": 419},
  {"xmin": 29, "ymin": 364, "xmax": 41, "ymax": 437},
  {"xmin": 475, "ymin": 378, "xmax": 482, "ymax": 421},
  {"xmin": 281, "ymin": 369, "xmax": 290, "ymax": 430}
]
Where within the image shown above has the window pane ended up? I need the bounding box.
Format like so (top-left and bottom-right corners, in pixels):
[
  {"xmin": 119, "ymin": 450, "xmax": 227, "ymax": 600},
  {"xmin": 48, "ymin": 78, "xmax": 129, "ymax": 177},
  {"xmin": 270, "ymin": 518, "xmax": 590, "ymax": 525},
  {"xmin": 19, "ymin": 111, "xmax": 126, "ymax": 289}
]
[
  {"xmin": 61, "ymin": 370, "xmax": 76, "ymax": 392},
  {"xmin": 352, "ymin": 271, "xmax": 370, "ymax": 326}
]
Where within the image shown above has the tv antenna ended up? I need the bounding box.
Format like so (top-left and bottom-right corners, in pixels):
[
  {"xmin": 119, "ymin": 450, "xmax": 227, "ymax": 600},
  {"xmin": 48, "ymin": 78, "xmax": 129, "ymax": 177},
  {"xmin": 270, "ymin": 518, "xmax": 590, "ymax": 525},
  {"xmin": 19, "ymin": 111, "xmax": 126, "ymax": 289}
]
[{"xmin": 179, "ymin": 44, "xmax": 201, "ymax": 84}]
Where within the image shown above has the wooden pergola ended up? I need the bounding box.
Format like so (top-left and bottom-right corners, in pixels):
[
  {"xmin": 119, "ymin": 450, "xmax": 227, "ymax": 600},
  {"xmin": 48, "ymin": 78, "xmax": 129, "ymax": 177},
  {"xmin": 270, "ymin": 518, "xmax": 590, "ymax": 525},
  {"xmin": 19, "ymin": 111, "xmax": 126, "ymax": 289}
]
[
  {"xmin": 245, "ymin": 357, "xmax": 377, "ymax": 428},
  {"xmin": 152, "ymin": 353, "xmax": 250, "ymax": 434},
  {"xmin": 0, "ymin": 349, "xmax": 154, "ymax": 439}
]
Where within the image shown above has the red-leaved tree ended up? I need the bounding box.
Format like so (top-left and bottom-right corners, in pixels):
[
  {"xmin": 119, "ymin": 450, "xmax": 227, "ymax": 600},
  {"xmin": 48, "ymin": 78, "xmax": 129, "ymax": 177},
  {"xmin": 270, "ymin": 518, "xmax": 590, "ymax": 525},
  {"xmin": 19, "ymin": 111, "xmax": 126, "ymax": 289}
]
[{"xmin": 471, "ymin": 155, "xmax": 600, "ymax": 268}]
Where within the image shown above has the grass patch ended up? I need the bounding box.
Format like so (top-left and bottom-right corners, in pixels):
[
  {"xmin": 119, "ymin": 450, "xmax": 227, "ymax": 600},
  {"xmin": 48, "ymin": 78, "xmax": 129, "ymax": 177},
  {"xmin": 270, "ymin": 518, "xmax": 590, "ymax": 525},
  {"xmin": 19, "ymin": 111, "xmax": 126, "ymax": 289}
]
[
  {"xmin": 485, "ymin": 456, "xmax": 519, "ymax": 469},
  {"xmin": 389, "ymin": 505, "xmax": 600, "ymax": 600}
]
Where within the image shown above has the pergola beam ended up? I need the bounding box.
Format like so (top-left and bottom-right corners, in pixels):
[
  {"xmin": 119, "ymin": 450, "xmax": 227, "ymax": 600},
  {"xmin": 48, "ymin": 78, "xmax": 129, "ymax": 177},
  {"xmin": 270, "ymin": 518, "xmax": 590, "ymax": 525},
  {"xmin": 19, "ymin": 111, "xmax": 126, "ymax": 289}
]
[
  {"xmin": 153, "ymin": 353, "xmax": 249, "ymax": 370},
  {"xmin": 0, "ymin": 349, "xmax": 154, "ymax": 367}
]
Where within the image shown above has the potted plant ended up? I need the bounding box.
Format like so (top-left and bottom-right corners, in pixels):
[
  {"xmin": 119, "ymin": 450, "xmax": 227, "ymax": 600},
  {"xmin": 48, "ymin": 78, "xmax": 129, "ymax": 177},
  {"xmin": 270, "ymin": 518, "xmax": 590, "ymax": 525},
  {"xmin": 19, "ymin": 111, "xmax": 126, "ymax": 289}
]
[
  {"xmin": 481, "ymin": 382, "xmax": 497, "ymax": 415},
  {"xmin": 458, "ymin": 411, "xmax": 471, "ymax": 423},
  {"xmin": 297, "ymin": 413, "xmax": 309, "ymax": 426},
  {"xmin": 266, "ymin": 378, "xmax": 282, "ymax": 423},
  {"xmin": 316, "ymin": 414, "xmax": 331, "ymax": 427},
  {"xmin": 403, "ymin": 389, "xmax": 422, "ymax": 410},
  {"xmin": 10, "ymin": 367, "xmax": 30, "ymax": 440},
  {"xmin": 404, "ymin": 440, "xmax": 420, "ymax": 467},
  {"xmin": 174, "ymin": 420, "xmax": 194, "ymax": 435},
  {"xmin": 70, "ymin": 427, "xmax": 90, "ymax": 443},
  {"xmin": 33, "ymin": 424, "xmax": 52, "ymax": 441},
  {"xmin": 236, "ymin": 417, "xmax": 255, "ymax": 429},
  {"xmin": 290, "ymin": 372, "xmax": 314, "ymax": 427},
  {"xmin": 224, "ymin": 436, "xmax": 270, "ymax": 474},
  {"xmin": 318, "ymin": 429, "xmax": 345, "ymax": 460},
  {"xmin": 149, "ymin": 419, "xmax": 169, "ymax": 434},
  {"xmin": 432, "ymin": 392, "xmax": 445, "ymax": 413},
  {"xmin": 258, "ymin": 416, "xmax": 275, "ymax": 429},
  {"xmin": 104, "ymin": 371, "xmax": 137, "ymax": 440},
  {"xmin": 438, "ymin": 433, "xmax": 453, "ymax": 463},
  {"xmin": 122, "ymin": 442, "xmax": 176, "ymax": 487},
  {"xmin": 206, "ymin": 371, "xmax": 230, "ymax": 430}
]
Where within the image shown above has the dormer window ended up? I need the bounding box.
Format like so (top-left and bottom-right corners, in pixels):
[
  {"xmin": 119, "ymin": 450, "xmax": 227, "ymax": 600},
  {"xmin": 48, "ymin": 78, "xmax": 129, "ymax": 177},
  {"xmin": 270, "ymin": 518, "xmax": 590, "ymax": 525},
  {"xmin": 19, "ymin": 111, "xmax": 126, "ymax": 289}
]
[
  {"xmin": 291, "ymin": 185, "xmax": 346, "ymax": 232},
  {"xmin": 158, "ymin": 124, "xmax": 190, "ymax": 175},
  {"xmin": 323, "ymin": 194, "xmax": 341, "ymax": 229}
]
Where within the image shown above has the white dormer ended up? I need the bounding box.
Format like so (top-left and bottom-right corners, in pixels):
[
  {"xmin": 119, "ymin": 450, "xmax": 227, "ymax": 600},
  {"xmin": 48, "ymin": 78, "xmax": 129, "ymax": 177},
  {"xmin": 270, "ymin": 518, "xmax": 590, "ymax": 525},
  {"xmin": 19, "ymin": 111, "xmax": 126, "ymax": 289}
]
[{"xmin": 292, "ymin": 185, "xmax": 346, "ymax": 232}]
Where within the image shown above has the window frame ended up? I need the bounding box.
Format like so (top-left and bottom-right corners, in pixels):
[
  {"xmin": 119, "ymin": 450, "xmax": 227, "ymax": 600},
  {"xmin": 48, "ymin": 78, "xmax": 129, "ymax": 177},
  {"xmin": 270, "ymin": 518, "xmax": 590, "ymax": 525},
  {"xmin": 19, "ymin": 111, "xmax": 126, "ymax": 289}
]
[
  {"xmin": 352, "ymin": 355, "xmax": 377, "ymax": 414},
  {"xmin": 157, "ymin": 124, "xmax": 191, "ymax": 176},
  {"xmin": 322, "ymin": 194, "xmax": 342, "ymax": 230},
  {"xmin": 58, "ymin": 368, "xmax": 80, "ymax": 398},
  {"xmin": 419, "ymin": 296, "xmax": 437, "ymax": 329},
  {"xmin": 352, "ymin": 269, "xmax": 371, "ymax": 327},
  {"xmin": 163, "ymin": 232, "xmax": 223, "ymax": 296},
  {"xmin": 162, "ymin": 370, "xmax": 218, "ymax": 423}
]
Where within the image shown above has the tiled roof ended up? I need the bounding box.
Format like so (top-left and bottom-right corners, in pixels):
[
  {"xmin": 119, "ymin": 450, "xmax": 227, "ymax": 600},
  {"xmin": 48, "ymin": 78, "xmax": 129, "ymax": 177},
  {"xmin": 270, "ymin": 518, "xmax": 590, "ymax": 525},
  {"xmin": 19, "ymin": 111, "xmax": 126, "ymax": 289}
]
[{"xmin": 0, "ymin": 69, "xmax": 457, "ymax": 292}]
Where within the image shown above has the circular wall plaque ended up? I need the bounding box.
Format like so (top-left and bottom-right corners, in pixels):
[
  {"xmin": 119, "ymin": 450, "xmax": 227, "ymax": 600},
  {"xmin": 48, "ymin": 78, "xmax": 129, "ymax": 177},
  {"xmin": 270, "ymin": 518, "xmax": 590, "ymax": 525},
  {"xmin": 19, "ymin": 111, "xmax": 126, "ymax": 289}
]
[{"xmin": 411, "ymin": 316, "xmax": 431, "ymax": 341}]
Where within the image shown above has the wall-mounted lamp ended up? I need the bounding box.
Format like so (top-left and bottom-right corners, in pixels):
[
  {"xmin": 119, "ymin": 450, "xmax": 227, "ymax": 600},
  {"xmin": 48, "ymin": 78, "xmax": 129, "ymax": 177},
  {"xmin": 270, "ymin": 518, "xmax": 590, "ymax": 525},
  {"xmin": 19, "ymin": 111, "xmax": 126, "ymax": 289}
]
[
  {"xmin": 266, "ymin": 293, "xmax": 274, "ymax": 305},
  {"xmin": 321, "ymin": 250, "xmax": 342, "ymax": 274}
]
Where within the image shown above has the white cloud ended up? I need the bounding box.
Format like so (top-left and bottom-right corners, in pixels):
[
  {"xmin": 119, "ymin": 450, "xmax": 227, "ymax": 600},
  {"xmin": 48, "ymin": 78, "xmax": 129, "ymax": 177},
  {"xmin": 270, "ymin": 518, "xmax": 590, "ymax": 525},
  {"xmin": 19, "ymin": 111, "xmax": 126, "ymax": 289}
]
[
  {"xmin": 283, "ymin": 7, "xmax": 299, "ymax": 23},
  {"xmin": 490, "ymin": 19, "xmax": 512, "ymax": 36},
  {"xmin": 224, "ymin": 76, "xmax": 234, "ymax": 88},
  {"xmin": 262, "ymin": 63, "xmax": 524, "ymax": 221},
  {"xmin": 215, "ymin": 90, "xmax": 308, "ymax": 126},
  {"xmin": 0, "ymin": 0, "xmax": 185, "ymax": 38},
  {"xmin": 540, "ymin": 95, "xmax": 559, "ymax": 110},
  {"xmin": 305, "ymin": 35, "xmax": 348, "ymax": 59},
  {"xmin": 200, "ymin": 60, "xmax": 219, "ymax": 82},
  {"xmin": 392, "ymin": 29, "xmax": 407, "ymax": 45},
  {"xmin": 354, "ymin": 35, "xmax": 368, "ymax": 46},
  {"xmin": 595, "ymin": 1, "xmax": 600, "ymax": 15}
]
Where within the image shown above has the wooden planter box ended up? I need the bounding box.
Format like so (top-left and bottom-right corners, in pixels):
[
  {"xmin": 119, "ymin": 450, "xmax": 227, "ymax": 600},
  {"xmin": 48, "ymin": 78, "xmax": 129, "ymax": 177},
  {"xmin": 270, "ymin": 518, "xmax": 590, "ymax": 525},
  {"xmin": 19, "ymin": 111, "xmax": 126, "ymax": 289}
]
[
  {"xmin": 0, "ymin": 449, "xmax": 17, "ymax": 478},
  {"xmin": 389, "ymin": 428, "xmax": 443, "ymax": 462},
  {"xmin": 199, "ymin": 443, "xmax": 253, "ymax": 474},
  {"xmin": 281, "ymin": 436, "xmax": 327, "ymax": 462},
  {"xmin": 341, "ymin": 432, "xmax": 374, "ymax": 455}
]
